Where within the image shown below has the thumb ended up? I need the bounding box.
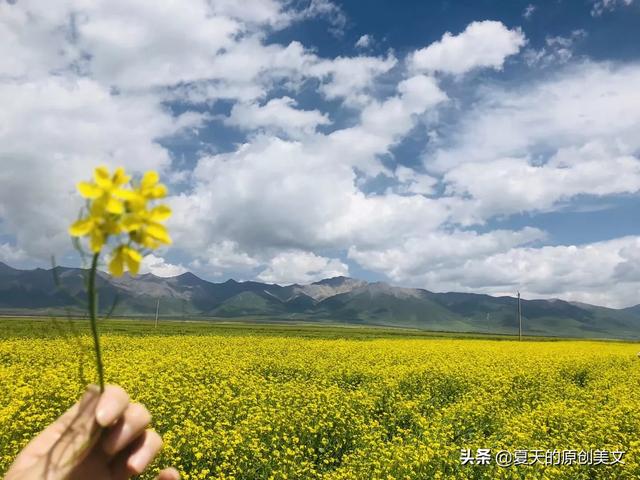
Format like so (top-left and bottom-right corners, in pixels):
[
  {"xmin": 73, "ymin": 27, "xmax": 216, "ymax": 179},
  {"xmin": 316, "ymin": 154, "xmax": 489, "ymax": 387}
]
[
  {"xmin": 48, "ymin": 385, "xmax": 104, "ymax": 462},
  {"xmin": 17, "ymin": 385, "xmax": 103, "ymax": 479}
]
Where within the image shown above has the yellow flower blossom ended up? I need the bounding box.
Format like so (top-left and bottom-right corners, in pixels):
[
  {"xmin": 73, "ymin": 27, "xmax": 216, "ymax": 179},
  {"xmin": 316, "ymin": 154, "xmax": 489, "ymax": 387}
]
[
  {"xmin": 69, "ymin": 166, "xmax": 129, "ymax": 253},
  {"xmin": 139, "ymin": 170, "xmax": 168, "ymax": 199},
  {"xmin": 68, "ymin": 166, "xmax": 171, "ymax": 276},
  {"xmin": 77, "ymin": 166, "xmax": 131, "ymax": 214},
  {"xmin": 109, "ymin": 245, "xmax": 143, "ymax": 277}
]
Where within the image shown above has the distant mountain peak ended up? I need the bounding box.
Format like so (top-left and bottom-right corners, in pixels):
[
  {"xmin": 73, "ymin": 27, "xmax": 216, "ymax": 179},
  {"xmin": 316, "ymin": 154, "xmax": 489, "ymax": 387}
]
[
  {"xmin": 176, "ymin": 271, "xmax": 202, "ymax": 281},
  {"xmin": 297, "ymin": 276, "xmax": 368, "ymax": 301},
  {"xmin": 312, "ymin": 276, "xmax": 358, "ymax": 286},
  {"xmin": 171, "ymin": 271, "xmax": 207, "ymax": 287}
]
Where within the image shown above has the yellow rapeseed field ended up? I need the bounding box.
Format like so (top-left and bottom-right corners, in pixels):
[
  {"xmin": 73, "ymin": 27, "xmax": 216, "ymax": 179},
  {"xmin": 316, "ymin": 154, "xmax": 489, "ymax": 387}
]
[{"xmin": 1, "ymin": 322, "xmax": 639, "ymax": 479}]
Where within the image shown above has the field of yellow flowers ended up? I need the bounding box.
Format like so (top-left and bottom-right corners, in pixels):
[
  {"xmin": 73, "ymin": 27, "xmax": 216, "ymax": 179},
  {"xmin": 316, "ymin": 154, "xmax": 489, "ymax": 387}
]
[{"xmin": 1, "ymin": 318, "xmax": 639, "ymax": 479}]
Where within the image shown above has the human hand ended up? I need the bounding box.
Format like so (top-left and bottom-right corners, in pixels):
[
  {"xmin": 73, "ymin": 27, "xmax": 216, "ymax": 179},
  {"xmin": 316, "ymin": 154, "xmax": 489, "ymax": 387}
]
[{"xmin": 5, "ymin": 385, "xmax": 179, "ymax": 480}]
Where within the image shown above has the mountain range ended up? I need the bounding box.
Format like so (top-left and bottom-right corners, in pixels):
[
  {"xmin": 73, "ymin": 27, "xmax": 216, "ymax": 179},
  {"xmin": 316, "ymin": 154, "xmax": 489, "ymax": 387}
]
[{"xmin": 1, "ymin": 261, "xmax": 639, "ymax": 339}]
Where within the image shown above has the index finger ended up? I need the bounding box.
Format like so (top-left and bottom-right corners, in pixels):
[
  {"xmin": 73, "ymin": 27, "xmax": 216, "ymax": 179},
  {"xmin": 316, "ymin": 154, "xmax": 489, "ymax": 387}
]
[{"xmin": 95, "ymin": 385, "xmax": 130, "ymax": 427}]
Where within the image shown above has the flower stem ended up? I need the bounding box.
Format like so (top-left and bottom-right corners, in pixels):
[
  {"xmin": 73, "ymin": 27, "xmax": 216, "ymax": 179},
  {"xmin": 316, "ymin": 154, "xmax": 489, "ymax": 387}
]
[{"xmin": 88, "ymin": 252, "xmax": 105, "ymax": 392}]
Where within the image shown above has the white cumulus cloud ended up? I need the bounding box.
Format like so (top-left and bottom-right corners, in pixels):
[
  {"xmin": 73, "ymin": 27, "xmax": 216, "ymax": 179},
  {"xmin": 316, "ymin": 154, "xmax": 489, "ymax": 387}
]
[
  {"xmin": 140, "ymin": 254, "xmax": 187, "ymax": 277},
  {"xmin": 257, "ymin": 251, "xmax": 348, "ymax": 284},
  {"xmin": 226, "ymin": 97, "xmax": 331, "ymax": 137},
  {"xmin": 409, "ymin": 20, "xmax": 526, "ymax": 75},
  {"xmin": 355, "ymin": 34, "xmax": 373, "ymax": 49}
]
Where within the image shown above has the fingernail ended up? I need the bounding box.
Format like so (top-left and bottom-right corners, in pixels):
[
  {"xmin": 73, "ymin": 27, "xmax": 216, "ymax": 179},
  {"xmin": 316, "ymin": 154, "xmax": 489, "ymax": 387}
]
[
  {"xmin": 129, "ymin": 447, "xmax": 154, "ymax": 473},
  {"xmin": 95, "ymin": 408, "xmax": 109, "ymax": 426},
  {"xmin": 95, "ymin": 398, "xmax": 119, "ymax": 426}
]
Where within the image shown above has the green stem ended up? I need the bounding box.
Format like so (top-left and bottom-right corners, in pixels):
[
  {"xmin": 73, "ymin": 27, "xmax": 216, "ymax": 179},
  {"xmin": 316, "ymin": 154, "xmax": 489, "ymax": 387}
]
[{"xmin": 88, "ymin": 252, "xmax": 105, "ymax": 392}]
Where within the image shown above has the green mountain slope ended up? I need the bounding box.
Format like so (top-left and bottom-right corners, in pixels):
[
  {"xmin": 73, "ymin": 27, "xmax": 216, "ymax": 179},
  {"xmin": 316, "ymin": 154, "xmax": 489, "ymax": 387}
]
[{"xmin": 0, "ymin": 262, "xmax": 638, "ymax": 339}]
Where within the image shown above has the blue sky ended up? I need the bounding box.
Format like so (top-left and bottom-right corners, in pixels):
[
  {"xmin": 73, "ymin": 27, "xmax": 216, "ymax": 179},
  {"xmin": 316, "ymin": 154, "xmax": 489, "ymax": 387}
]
[{"xmin": 1, "ymin": 0, "xmax": 640, "ymax": 307}]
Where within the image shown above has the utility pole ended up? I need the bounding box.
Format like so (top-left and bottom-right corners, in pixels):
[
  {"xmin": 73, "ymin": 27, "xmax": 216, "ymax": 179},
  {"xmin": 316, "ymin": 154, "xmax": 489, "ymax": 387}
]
[
  {"xmin": 517, "ymin": 291, "xmax": 522, "ymax": 341},
  {"xmin": 155, "ymin": 298, "xmax": 160, "ymax": 328}
]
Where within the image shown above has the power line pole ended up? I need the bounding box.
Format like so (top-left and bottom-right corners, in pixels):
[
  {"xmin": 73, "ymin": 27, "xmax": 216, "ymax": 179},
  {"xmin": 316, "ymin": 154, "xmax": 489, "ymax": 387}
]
[
  {"xmin": 155, "ymin": 298, "xmax": 160, "ymax": 328},
  {"xmin": 517, "ymin": 291, "xmax": 522, "ymax": 341}
]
